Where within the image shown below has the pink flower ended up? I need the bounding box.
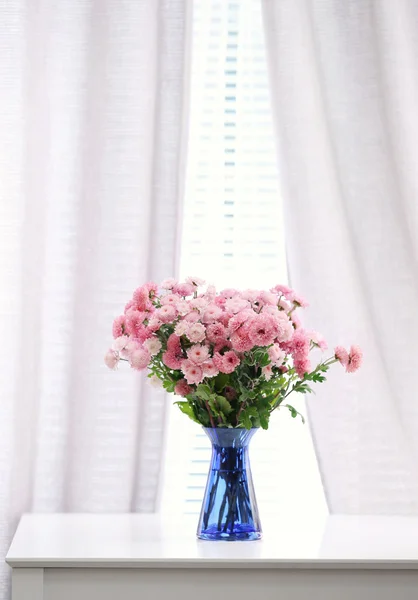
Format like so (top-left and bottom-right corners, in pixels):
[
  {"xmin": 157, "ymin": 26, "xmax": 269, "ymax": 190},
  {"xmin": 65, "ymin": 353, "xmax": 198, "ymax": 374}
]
[
  {"xmin": 112, "ymin": 315, "xmax": 126, "ymax": 338},
  {"xmin": 214, "ymin": 296, "xmax": 227, "ymax": 308},
  {"xmin": 228, "ymin": 309, "xmax": 254, "ymax": 333},
  {"xmin": 145, "ymin": 281, "xmax": 158, "ymax": 297},
  {"xmin": 202, "ymin": 304, "xmax": 223, "ymax": 323},
  {"xmin": 104, "ymin": 349, "xmax": 119, "ymax": 370},
  {"xmin": 181, "ymin": 360, "xmax": 204, "ymax": 385},
  {"xmin": 133, "ymin": 286, "xmax": 152, "ymax": 311},
  {"xmin": 268, "ymin": 344, "xmax": 285, "ymax": 367},
  {"xmin": 230, "ymin": 328, "xmax": 253, "ymax": 352},
  {"xmin": 167, "ymin": 334, "xmax": 182, "ymax": 353},
  {"xmin": 205, "ymin": 285, "xmax": 217, "ymax": 300},
  {"xmin": 190, "ymin": 297, "xmax": 209, "ymax": 312},
  {"xmin": 291, "ymin": 329, "xmax": 310, "ymax": 360},
  {"xmin": 144, "ymin": 336, "xmax": 162, "ymax": 356},
  {"xmin": 278, "ymin": 297, "xmax": 291, "ymax": 312},
  {"xmin": 162, "ymin": 351, "xmax": 181, "ymax": 369},
  {"xmin": 273, "ymin": 312, "xmax": 294, "ymax": 342},
  {"xmin": 334, "ymin": 346, "xmax": 349, "ymax": 368},
  {"xmin": 176, "ymin": 300, "xmax": 191, "ymax": 316},
  {"xmin": 174, "ymin": 321, "xmax": 190, "ymax": 336},
  {"xmin": 124, "ymin": 300, "xmax": 134, "ymax": 313},
  {"xmin": 257, "ymin": 291, "xmax": 277, "ymax": 306},
  {"xmin": 187, "ymin": 344, "xmax": 210, "ymax": 364},
  {"xmin": 161, "ymin": 278, "xmax": 177, "ymax": 290},
  {"xmin": 186, "ymin": 276, "xmax": 206, "ymax": 287},
  {"xmin": 309, "ymin": 331, "xmax": 328, "ymax": 351},
  {"xmin": 174, "ymin": 379, "xmax": 193, "ymax": 396},
  {"xmin": 262, "ymin": 364, "xmax": 273, "ymax": 381},
  {"xmin": 121, "ymin": 339, "xmax": 140, "ymax": 359},
  {"xmin": 206, "ymin": 322, "xmax": 227, "ymax": 343},
  {"xmin": 291, "ymin": 293, "xmax": 309, "ymax": 308},
  {"xmin": 241, "ymin": 289, "xmax": 259, "ymax": 303},
  {"xmin": 248, "ymin": 314, "xmax": 278, "ymax": 347},
  {"xmin": 186, "ymin": 323, "xmax": 206, "ymax": 343},
  {"xmin": 156, "ymin": 305, "xmax": 177, "ymax": 323},
  {"xmin": 130, "ymin": 347, "xmax": 151, "ymax": 370},
  {"xmin": 220, "ymin": 288, "xmax": 239, "ymax": 299},
  {"xmin": 346, "ymin": 345, "xmax": 363, "ymax": 373},
  {"xmin": 202, "ymin": 359, "xmax": 219, "ymax": 378},
  {"xmin": 173, "ymin": 282, "xmax": 195, "ymax": 296},
  {"xmin": 125, "ymin": 310, "xmax": 146, "ymax": 336},
  {"xmin": 291, "ymin": 312, "xmax": 302, "ymax": 329},
  {"xmin": 214, "ymin": 351, "xmax": 240, "ymax": 374},
  {"xmin": 113, "ymin": 335, "xmax": 129, "ymax": 351},
  {"xmin": 214, "ymin": 339, "xmax": 232, "ymax": 353},
  {"xmin": 294, "ymin": 357, "xmax": 311, "ymax": 378},
  {"xmin": 161, "ymin": 293, "xmax": 181, "ymax": 306},
  {"xmin": 184, "ymin": 311, "xmax": 200, "ymax": 323},
  {"xmin": 225, "ymin": 296, "xmax": 250, "ymax": 314},
  {"xmin": 270, "ymin": 284, "xmax": 293, "ymax": 298}
]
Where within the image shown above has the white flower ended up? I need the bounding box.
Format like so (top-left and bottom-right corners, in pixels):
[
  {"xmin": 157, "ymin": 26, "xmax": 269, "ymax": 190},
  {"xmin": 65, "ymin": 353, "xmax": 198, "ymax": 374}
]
[{"xmin": 144, "ymin": 336, "xmax": 162, "ymax": 356}]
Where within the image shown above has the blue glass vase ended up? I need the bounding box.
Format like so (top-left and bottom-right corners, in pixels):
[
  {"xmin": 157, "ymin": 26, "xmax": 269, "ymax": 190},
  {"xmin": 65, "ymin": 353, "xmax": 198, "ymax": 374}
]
[{"xmin": 197, "ymin": 428, "xmax": 262, "ymax": 541}]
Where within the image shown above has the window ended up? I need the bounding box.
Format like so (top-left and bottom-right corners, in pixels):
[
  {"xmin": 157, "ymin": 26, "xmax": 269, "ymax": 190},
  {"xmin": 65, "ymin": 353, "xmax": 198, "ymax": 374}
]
[{"xmin": 161, "ymin": 0, "xmax": 327, "ymax": 519}]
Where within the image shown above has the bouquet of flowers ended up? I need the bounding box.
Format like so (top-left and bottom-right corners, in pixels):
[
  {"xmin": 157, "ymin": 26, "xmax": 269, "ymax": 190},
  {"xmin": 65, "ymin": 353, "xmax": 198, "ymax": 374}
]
[{"xmin": 105, "ymin": 277, "xmax": 362, "ymax": 430}]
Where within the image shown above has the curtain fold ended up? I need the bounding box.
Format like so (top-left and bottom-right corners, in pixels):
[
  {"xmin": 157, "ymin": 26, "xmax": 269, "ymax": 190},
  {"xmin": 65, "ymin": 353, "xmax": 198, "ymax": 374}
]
[
  {"xmin": 0, "ymin": 0, "xmax": 191, "ymax": 595},
  {"xmin": 262, "ymin": 0, "xmax": 418, "ymax": 514}
]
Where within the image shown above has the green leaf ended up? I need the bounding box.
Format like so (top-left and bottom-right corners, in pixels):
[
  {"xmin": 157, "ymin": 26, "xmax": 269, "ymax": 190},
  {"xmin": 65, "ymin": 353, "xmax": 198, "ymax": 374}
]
[
  {"xmin": 238, "ymin": 406, "xmax": 258, "ymax": 430},
  {"xmin": 175, "ymin": 401, "xmax": 200, "ymax": 424},
  {"xmin": 195, "ymin": 384, "xmax": 212, "ymax": 401},
  {"xmin": 284, "ymin": 404, "xmax": 305, "ymax": 424},
  {"xmin": 214, "ymin": 373, "xmax": 229, "ymax": 393},
  {"xmin": 215, "ymin": 395, "xmax": 232, "ymax": 415}
]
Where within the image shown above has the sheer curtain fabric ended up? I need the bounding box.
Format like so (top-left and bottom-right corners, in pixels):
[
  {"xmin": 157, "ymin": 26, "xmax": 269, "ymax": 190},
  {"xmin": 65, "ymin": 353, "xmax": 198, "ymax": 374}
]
[
  {"xmin": 262, "ymin": 0, "xmax": 418, "ymax": 514},
  {"xmin": 0, "ymin": 0, "xmax": 190, "ymax": 596}
]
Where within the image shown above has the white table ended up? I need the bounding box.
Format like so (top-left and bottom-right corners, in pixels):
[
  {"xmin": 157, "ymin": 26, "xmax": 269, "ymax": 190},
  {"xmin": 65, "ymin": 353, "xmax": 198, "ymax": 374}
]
[{"xmin": 6, "ymin": 513, "xmax": 418, "ymax": 599}]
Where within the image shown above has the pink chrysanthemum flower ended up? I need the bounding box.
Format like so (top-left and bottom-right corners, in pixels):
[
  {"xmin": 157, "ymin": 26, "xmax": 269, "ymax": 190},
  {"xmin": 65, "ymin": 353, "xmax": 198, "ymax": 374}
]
[
  {"xmin": 270, "ymin": 284, "xmax": 294, "ymax": 299},
  {"xmin": 161, "ymin": 278, "xmax": 177, "ymax": 290},
  {"xmin": 163, "ymin": 351, "xmax": 182, "ymax": 370},
  {"xmin": 262, "ymin": 364, "xmax": 273, "ymax": 381},
  {"xmin": 176, "ymin": 300, "xmax": 190, "ymax": 316},
  {"xmin": 248, "ymin": 314, "xmax": 278, "ymax": 347},
  {"xmin": 220, "ymin": 288, "xmax": 239, "ymax": 299},
  {"xmin": 112, "ymin": 315, "xmax": 126, "ymax": 338},
  {"xmin": 186, "ymin": 276, "xmax": 206, "ymax": 287},
  {"xmin": 219, "ymin": 350, "xmax": 240, "ymax": 374},
  {"xmin": 230, "ymin": 328, "xmax": 253, "ymax": 352},
  {"xmin": 294, "ymin": 357, "xmax": 311, "ymax": 379},
  {"xmin": 202, "ymin": 359, "xmax": 219, "ymax": 378},
  {"xmin": 124, "ymin": 300, "xmax": 134, "ymax": 313},
  {"xmin": 257, "ymin": 290, "xmax": 277, "ymax": 306},
  {"xmin": 184, "ymin": 311, "xmax": 200, "ymax": 323},
  {"xmin": 173, "ymin": 282, "xmax": 195, "ymax": 297},
  {"xmin": 268, "ymin": 344, "xmax": 285, "ymax": 367},
  {"xmin": 186, "ymin": 323, "xmax": 206, "ymax": 343},
  {"xmin": 147, "ymin": 316, "xmax": 163, "ymax": 333},
  {"xmin": 241, "ymin": 289, "xmax": 259, "ymax": 303},
  {"xmin": 290, "ymin": 293, "xmax": 309, "ymax": 308},
  {"xmin": 291, "ymin": 329, "xmax": 310, "ymax": 360},
  {"xmin": 174, "ymin": 379, "xmax": 193, "ymax": 396},
  {"xmin": 133, "ymin": 286, "xmax": 152, "ymax": 311},
  {"xmin": 334, "ymin": 346, "xmax": 349, "ymax": 368},
  {"xmin": 187, "ymin": 344, "xmax": 210, "ymax": 365},
  {"xmin": 104, "ymin": 349, "xmax": 119, "ymax": 370},
  {"xmin": 346, "ymin": 345, "xmax": 363, "ymax": 373},
  {"xmin": 113, "ymin": 335, "xmax": 129, "ymax": 352},
  {"xmin": 174, "ymin": 321, "xmax": 190, "ymax": 336},
  {"xmin": 145, "ymin": 281, "xmax": 158, "ymax": 297},
  {"xmin": 309, "ymin": 331, "xmax": 328, "ymax": 351},
  {"xmin": 205, "ymin": 284, "xmax": 217, "ymax": 300},
  {"xmin": 206, "ymin": 322, "xmax": 227, "ymax": 343},
  {"xmin": 167, "ymin": 334, "xmax": 182, "ymax": 353},
  {"xmin": 181, "ymin": 359, "xmax": 204, "ymax": 385},
  {"xmin": 130, "ymin": 347, "xmax": 151, "ymax": 370},
  {"xmin": 228, "ymin": 309, "xmax": 254, "ymax": 333},
  {"xmin": 278, "ymin": 297, "xmax": 291, "ymax": 312},
  {"xmin": 214, "ymin": 339, "xmax": 232, "ymax": 353},
  {"xmin": 291, "ymin": 312, "xmax": 302, "ymax": 329},
  {"xmin": 273, "ymin": 312, "xmax": 294, "ymax": 342},
  {"xmin": 144, "ymin": 336, "xmax": 162, "ymax": 356},
  {"xmin": 190, "ymin": 297, "xmax": 209, "ymax": 313},
  {"xmin": 161, "ymin": 293, "xmax": 181, "ymax": 307},
  {"xmin": 225, "ymin": 296, "xmax": 250, "ymax": 314},
  {"xmin": 202, "ymin": 304, "xmax": 223, "ymax": 323},
  {"xmin": 156, "ymin": 305, "xmax": 177, "ymax": 323}
]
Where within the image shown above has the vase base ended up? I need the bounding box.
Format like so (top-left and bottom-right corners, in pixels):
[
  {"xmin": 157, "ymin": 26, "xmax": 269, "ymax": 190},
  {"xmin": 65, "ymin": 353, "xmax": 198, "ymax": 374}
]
[{"xmin": 197, "ymin": 525, "xmax": 262, "ymax": 542}]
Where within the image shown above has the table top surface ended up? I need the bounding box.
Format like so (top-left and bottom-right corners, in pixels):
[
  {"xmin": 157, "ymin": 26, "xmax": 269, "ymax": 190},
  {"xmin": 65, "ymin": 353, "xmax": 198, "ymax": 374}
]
[{"xmin": 7, "ymin": 513, "xmax": 418, "ymax": 569}]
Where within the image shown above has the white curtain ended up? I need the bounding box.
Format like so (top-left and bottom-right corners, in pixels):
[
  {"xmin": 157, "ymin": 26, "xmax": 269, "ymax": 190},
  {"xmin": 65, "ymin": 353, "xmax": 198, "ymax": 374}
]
[
  {"xmin": 262, "ymin": 0, "xmax": 418, "ymax": 514},
  {"xmin": 0, "ymin": 0, "xmax": 190, "ymax": 596}
]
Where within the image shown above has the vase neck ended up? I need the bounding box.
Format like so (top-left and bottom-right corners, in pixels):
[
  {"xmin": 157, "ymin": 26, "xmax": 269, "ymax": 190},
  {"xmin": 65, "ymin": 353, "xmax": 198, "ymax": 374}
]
[{"xmin": 203, "ymin": 427, "xmax": 258, "ymax": 449}]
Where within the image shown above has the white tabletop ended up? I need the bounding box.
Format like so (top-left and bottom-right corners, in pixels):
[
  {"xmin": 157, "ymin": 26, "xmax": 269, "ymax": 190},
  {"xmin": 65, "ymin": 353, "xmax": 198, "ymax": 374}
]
[{"xmin": 6, "ymin": 513, "xmax": 418, "ymax": 569}]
